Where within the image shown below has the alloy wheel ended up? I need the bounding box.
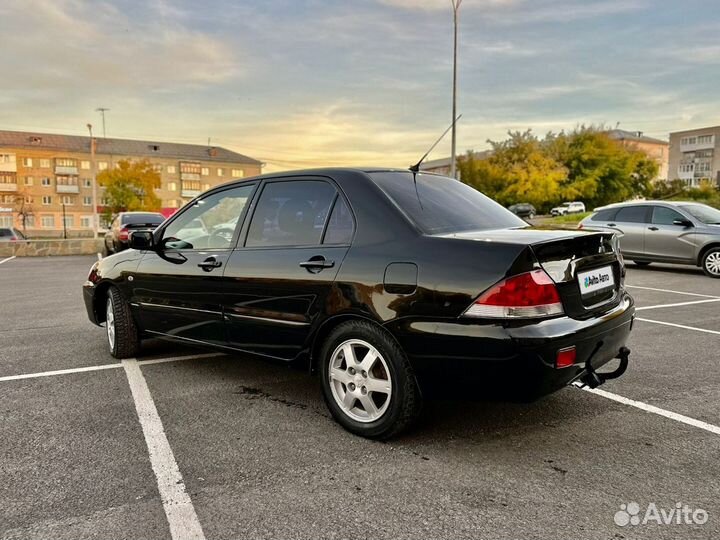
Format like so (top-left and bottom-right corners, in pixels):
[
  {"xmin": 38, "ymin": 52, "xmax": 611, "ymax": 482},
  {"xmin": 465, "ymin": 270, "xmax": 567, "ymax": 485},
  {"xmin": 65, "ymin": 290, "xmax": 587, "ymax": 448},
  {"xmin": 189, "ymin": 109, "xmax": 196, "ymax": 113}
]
[
  {"xmin": 705, "ymin": 252, "xmax": 720, "ymax": 276},
  {"xmin": 328, "ymin": 339, "xmax": 392, "ymax": 423},
  {"xmin": 106, "ymin": 297, "xmax": 116, "ymax": 350}
]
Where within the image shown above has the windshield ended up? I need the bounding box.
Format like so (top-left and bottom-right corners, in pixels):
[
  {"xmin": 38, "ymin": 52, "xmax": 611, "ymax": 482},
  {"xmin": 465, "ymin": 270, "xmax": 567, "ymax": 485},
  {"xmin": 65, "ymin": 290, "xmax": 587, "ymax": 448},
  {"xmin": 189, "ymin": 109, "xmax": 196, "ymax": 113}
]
[
  {"xmin": 680, "ymin": 204, "xmax": 720, "ymax": 224},
  {"xmin": 369, "ymin": 172, "xmax": 527, "ymax": 234}
]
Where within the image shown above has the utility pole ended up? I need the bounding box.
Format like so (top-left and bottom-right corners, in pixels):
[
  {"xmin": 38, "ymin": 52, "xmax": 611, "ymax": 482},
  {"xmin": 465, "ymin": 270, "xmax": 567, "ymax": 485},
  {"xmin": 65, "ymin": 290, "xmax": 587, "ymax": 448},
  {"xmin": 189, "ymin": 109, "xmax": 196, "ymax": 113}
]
[
  {"xmin": 95, "ymin": 108, "xmax": 110, "ymax": 138},
  {"xmin": 61, "ymin": 203, "xmax": 67, "ymax": 239},
  {"xmin": 450, "ymin": 0, "xmax": 462, "ymax": 179},
  {"xmin": 87, "ymin": 123, "xmax": 99, "ymax": 238}
]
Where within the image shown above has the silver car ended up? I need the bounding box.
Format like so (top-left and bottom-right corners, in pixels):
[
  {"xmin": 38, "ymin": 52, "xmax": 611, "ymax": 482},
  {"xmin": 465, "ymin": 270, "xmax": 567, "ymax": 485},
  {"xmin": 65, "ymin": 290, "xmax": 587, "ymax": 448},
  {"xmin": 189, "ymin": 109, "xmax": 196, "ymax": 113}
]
[{"xmin": 579, "ymin": 201, "xmax": 720, "ymax": 278}]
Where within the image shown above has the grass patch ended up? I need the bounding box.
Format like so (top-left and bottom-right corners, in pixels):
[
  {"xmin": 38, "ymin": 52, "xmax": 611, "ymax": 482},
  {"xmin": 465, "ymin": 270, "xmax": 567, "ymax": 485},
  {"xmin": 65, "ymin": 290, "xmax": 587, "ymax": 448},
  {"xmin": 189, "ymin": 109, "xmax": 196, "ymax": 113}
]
[{"xmin": 544, "ymin": 212, "xmax": 591, "ymax": 224}]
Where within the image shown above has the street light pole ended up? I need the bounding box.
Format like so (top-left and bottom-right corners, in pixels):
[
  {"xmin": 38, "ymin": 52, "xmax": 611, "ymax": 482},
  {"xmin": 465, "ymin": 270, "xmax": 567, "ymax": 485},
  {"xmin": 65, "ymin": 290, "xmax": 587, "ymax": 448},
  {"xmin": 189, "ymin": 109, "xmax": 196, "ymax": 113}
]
[
  {"xmin": 87, "ymin": 123, "xmax": 99, "ymax": 238},
  {"xmin": 450, "ymin": 0, "xmax": 461, "ymax": 179}
]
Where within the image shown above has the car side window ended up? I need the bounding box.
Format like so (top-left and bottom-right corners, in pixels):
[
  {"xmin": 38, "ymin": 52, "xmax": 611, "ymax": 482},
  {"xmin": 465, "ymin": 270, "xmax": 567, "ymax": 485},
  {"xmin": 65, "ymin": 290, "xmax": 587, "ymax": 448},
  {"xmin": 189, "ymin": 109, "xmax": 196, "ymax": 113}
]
[
  {"xmin": 162, "ymin": 184, "xmax": 255, "ymax": 250},
  {"xmin": 652, "ymin": 206, "xmax": 685, "ymax": 226},
  {"xmin": 615, "ymin": 206, "xmax": 649, "ymax": 223},
  {"xmin": 591, "ymin": 209, "xmax": 617, "ymax": 221},
  {"xmin": 246, "ymin": 180, "xmax": 336, "ymax": 247},
  {"xmin": 323, "ymin": 196, "xmax": 354, "ymax": 245}
]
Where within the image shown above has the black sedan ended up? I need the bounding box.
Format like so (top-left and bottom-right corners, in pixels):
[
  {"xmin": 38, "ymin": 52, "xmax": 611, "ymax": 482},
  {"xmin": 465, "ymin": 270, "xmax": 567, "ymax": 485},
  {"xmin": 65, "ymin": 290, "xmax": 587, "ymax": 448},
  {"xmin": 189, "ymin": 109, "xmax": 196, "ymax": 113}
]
[
  {"xmin": 508, "ymin": 202, "xmax": 537, "ymax": 219},
  {"xmin": 83, "ymin": 169, "xmax": 634, "ymax": 439}
]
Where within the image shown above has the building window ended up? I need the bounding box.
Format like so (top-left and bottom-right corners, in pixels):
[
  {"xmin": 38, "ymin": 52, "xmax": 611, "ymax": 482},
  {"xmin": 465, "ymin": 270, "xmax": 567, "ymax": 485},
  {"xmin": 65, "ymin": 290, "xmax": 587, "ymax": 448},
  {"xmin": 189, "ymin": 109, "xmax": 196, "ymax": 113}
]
[
  {"xmin": 22, "ymin": 157, "xmax": 33, "ymax": 167},
  {"xmin": 24, "ymin": 195, "xmax": 34, "ymax": 204},
  {"xmin": 25, "ymin": 176, "xmax": 34, "ymax": 186},
  {"xmin": 153, "ymin": 164, "xmax": 163, "ymax": 173},
  {"xmin": 167, "ymin": 165, "xmax": 176, "ymax": 174},
  {"xmin": 83, "ymin": 196, "xmax": 92, "ymax": 206},
  {"xmin": 167, "ymin": 199, "xmax": 178, "ymax": 208},
  {"xmin": 39, "ymin": 158, "xmax": 51, "ymax": 168},
  {"xmin": 56, "ymin": 158, "xmax": 76, "ymax": 167},
  {"xmin": 180, "ymin": 162, "xmax": 201, "ymax": 174},
  {"xmin": 63, "ymin": 215, "xmax": 74, "ymax": 228},
  {"xmin": 202, "ymin": 183, "xmax": 210, "ymax": 191},
  {"xmin": 24, "ymin": 215, "xmax": 35, "ymax": 228},
  {"xmin": 100, "ymin": 197, "xmax": 110, "ymax": 206},
  {"xmin": 80, "ymin": 215, "xmax": 93, "ymax": 228},
  {"xmin": 41, "ymin": 177, "xmax": 52, "ymax": 186},
  {"xmin": 201, "ymin": 167, "xmax": 210, "ymax": 176},
  {"xmin": 42, "ymin": 196, "xmax": 52, "ymax": 205},
  {"xmin": 61, "ymin": 195, "xmax": 74, "ymax": 205},
  {"xmin": 217, "ymin": 168, "xmax": 224, "ymax": 176},
  {"xmin": 83, "ymin": 178, "xmax": 92, "ymax": 188},
  {"xmin": 0, "ymin": 174, "xmax": 16, "ymax": 185},
  {"xmin": 80, "ymin": 160, "xmax": 90, "ymax": 170},
  {"xmin": 56, "ymin": 176, "xmax": 78, "ymax": 186},
  {"xmin": 98, "ymin": 161, "xmax": 108, "ymax": 171},
  {"xmin": 167, "ymin": 182, "xmax": 177, "ymax": 191},
  {"xmin": 231, "ymin": 169, "xmax": 244, "ymax": 177},
  {"xmin": 41, "ymin": 215, "xmax": 55, "ymax": 228},
  {"xmin": 0, "ymin": 154, "xmax": 16, "ymax": 164},
  {"xmin": 2, "ymin": 195, "xmax": 15, "ymax": 203},
  {"xmin": 698, "ymin": 135, "xmax": 713, "ymax": 144}
]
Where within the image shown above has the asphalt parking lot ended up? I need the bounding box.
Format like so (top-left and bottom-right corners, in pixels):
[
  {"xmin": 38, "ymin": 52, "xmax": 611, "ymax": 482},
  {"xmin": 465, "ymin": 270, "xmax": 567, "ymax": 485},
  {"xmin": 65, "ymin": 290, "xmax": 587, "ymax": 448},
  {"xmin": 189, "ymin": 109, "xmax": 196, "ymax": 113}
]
[{"xmin": 1, "ymin": 255, "xmax": 719, "ymax": 540}]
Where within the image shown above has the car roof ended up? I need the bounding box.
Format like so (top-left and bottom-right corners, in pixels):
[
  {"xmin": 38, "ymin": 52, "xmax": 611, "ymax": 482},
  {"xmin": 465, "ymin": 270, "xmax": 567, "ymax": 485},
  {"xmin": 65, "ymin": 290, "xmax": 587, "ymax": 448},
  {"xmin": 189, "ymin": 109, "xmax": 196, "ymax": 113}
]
[{"xmin": 593, "ymin": 200, "xmax": 700, "ymax": 212}]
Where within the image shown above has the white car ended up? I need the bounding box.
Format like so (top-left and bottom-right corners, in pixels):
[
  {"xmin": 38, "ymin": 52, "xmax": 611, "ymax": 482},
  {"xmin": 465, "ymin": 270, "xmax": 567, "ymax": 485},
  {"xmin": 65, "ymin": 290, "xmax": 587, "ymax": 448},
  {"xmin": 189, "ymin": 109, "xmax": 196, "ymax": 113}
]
[{"xmin": 551, "ymin": 201, "xmax": 586, "ymax": 216}]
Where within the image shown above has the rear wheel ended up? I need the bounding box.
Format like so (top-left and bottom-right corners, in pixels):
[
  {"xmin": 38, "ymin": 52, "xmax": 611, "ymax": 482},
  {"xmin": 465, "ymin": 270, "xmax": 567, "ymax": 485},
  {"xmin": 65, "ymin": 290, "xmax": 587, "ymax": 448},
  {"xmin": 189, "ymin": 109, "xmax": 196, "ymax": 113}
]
[
  {"xmin": 320, "ymin": 320, "xmax": 422, "ymax": 439},
  {"xmin": 701, "ymin": 248, "xmax": 720, "ymax": 278},
  {"xmin": 632, "ymin": 261, "xmax": 652, "ymax": 267},
  {"xmin": 105, "ymin": 286, "xmax": 140, "ymax": 358}
]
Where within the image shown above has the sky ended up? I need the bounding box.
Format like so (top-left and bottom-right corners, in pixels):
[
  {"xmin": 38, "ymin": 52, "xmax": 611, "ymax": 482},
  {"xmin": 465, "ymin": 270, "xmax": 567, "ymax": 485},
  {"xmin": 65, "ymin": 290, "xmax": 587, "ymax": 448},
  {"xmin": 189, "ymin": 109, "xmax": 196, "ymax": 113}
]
[{"xmin": 1, "ymin": 0, "xmax": 719, "ymax": 171}]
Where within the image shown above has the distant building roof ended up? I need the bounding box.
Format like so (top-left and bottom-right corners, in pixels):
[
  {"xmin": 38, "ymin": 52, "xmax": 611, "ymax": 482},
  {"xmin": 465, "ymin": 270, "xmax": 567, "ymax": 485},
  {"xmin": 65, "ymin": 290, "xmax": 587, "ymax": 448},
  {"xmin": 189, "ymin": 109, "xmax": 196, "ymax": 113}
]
[
  {"xmin": 420, "ymin": 150, "xmax": 492, "ymax": 171},
  {"xmin": 607, "ymin": 129, "xmax": 668, "ymax": 146},
  {"xmin": 0, "ymin": 129, "xmax": 261, "ymax": 165}
]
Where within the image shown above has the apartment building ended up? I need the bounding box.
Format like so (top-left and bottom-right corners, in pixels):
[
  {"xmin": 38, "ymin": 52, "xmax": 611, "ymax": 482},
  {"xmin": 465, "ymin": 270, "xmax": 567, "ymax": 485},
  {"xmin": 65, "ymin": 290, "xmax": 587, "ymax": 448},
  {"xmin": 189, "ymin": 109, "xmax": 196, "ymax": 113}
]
[
  {"xmin": 607, "ymin": 129, "xmax": 669, "ymax": 181},
  {"xmin": 668, "ymin": 126, "xmax": 720, "ymax": 187},
  {"xmin": 0, "ymin": 130, "xmax": 262, "ymax": 237}
]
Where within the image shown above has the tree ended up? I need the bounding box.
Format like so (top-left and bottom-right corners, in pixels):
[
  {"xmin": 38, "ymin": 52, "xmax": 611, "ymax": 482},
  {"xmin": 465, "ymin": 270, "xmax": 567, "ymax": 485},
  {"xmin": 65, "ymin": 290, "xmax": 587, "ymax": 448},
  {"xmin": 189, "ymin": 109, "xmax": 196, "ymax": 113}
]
[
  {"xmin": 97, "ymin": 159, "xmax": 161, "ymax": 220},
  {"xmin": 14, "ymin": 190, "xmax": 34, "ymax": 236}
]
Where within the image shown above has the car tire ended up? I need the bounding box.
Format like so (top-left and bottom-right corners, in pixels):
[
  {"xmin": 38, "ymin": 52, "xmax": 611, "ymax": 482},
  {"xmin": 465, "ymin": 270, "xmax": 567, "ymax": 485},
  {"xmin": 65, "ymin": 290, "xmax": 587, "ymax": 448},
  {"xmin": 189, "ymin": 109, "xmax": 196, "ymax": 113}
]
[
  {"xmin": 528, "ymin": 212, "xmax": 535, "ymax": 219},
  {"xmin": 633, "ymin": 261, "xmax": 651, "ymax": 267},
  {"xmin": 320, "ymin": 320, "xmax": 422, "ymax": 439},
  {"xmin": 102, "ymin": 242, "xmax": 111, "ymax": 257},
  {"xmin": 701, "ymin": 248, "xmax": 720, "ymax": 278},
  {"xmin": 105, "ymin": 286, "xmax": 140, "ymax": 359}
]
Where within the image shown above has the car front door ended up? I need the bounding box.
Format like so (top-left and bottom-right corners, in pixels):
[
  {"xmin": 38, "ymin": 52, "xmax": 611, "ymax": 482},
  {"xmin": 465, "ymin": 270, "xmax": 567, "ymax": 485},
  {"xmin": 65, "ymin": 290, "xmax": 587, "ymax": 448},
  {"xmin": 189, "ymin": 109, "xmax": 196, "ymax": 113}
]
[
  {"xmin": 609, "ymin": 205, "xmax": 650, "ymax": 258},
  {"xmin": 222, "ymin": 177, "xmax": 354, "ymax": 361},
  {"xmin": 644, "ymin": 205, "xmax": 696, "ymax": 262},
  {"xmin": 130, "ymin": 183, "xmax": 257, "ymax": 345}
]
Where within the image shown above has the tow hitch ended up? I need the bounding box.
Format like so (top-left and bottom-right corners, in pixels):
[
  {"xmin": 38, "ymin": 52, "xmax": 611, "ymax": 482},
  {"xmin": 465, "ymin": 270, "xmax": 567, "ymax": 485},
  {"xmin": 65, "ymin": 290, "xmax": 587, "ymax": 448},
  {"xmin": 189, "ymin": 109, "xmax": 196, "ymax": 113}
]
[{"xmin": 577, "ymin": 346, "xmax": 630, "ymax": 389}]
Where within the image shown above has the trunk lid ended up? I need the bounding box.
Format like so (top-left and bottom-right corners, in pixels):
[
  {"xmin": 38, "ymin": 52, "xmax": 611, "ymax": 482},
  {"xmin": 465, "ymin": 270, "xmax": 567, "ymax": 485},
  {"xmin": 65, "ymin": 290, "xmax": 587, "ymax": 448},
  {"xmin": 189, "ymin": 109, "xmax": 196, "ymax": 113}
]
[{"xmin": 439, "ymin": 227, "xmax": 623, "ymax": 319}]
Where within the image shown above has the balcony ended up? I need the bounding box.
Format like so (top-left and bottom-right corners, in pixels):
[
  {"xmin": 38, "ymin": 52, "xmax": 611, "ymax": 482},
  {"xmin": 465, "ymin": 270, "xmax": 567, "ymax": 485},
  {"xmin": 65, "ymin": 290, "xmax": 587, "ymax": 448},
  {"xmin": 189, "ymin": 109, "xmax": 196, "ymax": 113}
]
[
  {"xmin": 55, "ymin": 165, "xmax": 78, "ymax": 175},
  {"xmin": 56, "ymin": 184, "xmax": 80, "ymax": 194},
  {"xmin": 181, "ymin": 189, "xmax": 201, "ymax": 198},
  {"xmin": 0, "ymin": 162, "xmax": 17, "ymax": 173},
  {"xmin": 0, "ymin": 183, "xmax": 18, "ymax": 192},
  {"xmin": 180, "ymin": 172, "xmax": 201, "ymax": 181}
]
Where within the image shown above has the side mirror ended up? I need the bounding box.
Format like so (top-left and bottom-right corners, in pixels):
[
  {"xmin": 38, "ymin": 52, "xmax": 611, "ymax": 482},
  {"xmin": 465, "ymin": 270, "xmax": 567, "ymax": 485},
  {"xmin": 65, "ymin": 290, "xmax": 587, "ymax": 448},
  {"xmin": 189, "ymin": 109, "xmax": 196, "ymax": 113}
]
[
  {"xmin": 129, "ymin": 230, "xmax": 155, "ymax": 250},
  {"xmin": 672, "ymin": 219, "xmax": 694, "ymax": 227}
]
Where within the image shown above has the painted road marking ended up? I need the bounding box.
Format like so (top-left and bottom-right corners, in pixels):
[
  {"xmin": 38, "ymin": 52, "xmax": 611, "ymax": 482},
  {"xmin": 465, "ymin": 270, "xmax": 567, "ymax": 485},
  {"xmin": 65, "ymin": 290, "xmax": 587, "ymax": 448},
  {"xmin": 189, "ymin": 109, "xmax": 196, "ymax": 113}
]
[
  {"xmin": 0, "ymin": 353, "xmax": 223, "ymax": 383},
  {"xmin": 637, "ymin": 317, "xmax": 720, "ymax": 336},
  {"xmin": 123, "ymin": 358, "xmax": 206, "ymax": 540},
  {"xmin": 636, "ymin": 298, "xmax": 720, "ymax": 311},
  {"xmin": 626, "ymin": 284, "xmax": 720, "ymax": 299},
  {"xmin": 580, "ymin": 386, "xmax": 720, "ymax": 436},
  {"xmin": 0, "ymin": 255, "xmax": 16, "ymax": 265}
]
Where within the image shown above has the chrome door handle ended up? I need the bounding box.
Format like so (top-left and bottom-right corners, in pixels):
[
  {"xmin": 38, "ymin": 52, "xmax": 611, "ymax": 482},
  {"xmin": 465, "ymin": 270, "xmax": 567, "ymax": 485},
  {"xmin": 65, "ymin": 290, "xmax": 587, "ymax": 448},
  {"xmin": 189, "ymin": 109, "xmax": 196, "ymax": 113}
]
[
  {"xmin": 299, "ymin": 257, "xmax": 335, "ymax": 270},
  {"xmin": 198, "ymin": 257, "xmax": 222, "ymax": 271}
]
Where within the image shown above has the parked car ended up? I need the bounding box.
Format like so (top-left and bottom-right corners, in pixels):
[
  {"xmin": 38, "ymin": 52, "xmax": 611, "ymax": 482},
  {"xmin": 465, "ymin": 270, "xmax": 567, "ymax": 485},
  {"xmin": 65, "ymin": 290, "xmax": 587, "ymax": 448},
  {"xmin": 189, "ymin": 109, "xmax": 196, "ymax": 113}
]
[
  {"xmin": 579, "ymin": 200, "xmax": 720, "ymax": 278},
  {"xmin": 84, "ymin": 169, "xmax": 634, "ymax": 438},
  {"xmin": 551, "ymin": 201, "xmax": 586, "ymax": 216},
  {"xmin": 0, "ymin": 227, "xmax": 26, "ymax": 241},
  {"xmin": 508, "ymin": 203, "xmax": 536, "ymax": 219},
  {"xmin": 103, "ymin": 212, "xmax": 165, "ymax": 255}
]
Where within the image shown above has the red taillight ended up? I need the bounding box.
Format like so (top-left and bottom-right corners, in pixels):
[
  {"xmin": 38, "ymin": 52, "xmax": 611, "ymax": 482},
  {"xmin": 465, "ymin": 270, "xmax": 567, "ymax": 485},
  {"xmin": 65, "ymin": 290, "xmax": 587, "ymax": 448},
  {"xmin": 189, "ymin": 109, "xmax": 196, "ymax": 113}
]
[
  {"xmin": 119, "ymin": 228, "xmax": 129, "ymax": 241},
  {"xmin": 10, "ymin": 236, "xmax": 17, "ymax": 241},
  {"xmin": 463, "ymin": 269, "xmax": 564, "ymax": 319},
  {"xmin": 555, "ymin": 346, "xmax": 576, "ymax": 368}
]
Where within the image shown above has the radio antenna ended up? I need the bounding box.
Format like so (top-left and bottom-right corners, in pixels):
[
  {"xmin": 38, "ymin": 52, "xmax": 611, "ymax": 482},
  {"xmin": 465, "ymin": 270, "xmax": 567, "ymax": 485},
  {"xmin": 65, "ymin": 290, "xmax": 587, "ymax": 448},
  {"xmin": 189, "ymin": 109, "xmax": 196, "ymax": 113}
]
[{"xmin": 409, "ymin": 114, "xmax": 462, "ymax": 173}]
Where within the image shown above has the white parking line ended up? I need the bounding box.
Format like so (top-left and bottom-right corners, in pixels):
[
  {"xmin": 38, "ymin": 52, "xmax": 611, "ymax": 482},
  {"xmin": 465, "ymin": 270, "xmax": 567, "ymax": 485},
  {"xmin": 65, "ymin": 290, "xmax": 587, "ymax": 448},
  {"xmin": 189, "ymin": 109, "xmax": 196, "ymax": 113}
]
[
  {"xmin": 636, "ymin": 317, "xmax": 720, "ymax": 336},
  {"xmin": 123, "ymin": 359, "xmax": 205, "ymax": 540},
  {"xmin": 636, "ymin": 298, "xmax": 720, "ymax": 311},
  {"xmin": 581, "ymin": 386, "xmax": 720, "ymax": 436},
  {"xmin": 0, "ymin": 353, "xmax": 224, "ymax": 384},
  {"xmin": 0, "ymin": 255, "xmax": 16, "ymax": 265},
  {"xmin": 626, "ymin": 284, "xmax": 720, "ymax": 299}
]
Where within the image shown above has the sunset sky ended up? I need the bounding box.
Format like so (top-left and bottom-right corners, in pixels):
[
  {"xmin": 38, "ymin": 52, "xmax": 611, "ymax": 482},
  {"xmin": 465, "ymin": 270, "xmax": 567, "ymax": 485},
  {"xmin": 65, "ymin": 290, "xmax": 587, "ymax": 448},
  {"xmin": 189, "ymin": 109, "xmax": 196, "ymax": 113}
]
[{"xmin": 1, "ymin": 0, "xmax": 718, "ymax": 171}]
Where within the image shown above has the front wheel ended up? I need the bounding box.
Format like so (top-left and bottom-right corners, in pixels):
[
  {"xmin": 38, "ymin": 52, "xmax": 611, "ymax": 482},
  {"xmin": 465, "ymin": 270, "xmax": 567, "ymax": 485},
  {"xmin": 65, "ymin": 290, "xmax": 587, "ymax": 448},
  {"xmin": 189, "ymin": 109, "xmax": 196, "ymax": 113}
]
[
  {"xmin": 701, "ymin": 248, "xmax": 720, "ymax": 278},
  {"xmin": 105, "ymin": 286, "xmax": 140, "ymax": 358},
  {"xmin": 320, "ymin": 320, "xmax": 422, "ymax": 439}
]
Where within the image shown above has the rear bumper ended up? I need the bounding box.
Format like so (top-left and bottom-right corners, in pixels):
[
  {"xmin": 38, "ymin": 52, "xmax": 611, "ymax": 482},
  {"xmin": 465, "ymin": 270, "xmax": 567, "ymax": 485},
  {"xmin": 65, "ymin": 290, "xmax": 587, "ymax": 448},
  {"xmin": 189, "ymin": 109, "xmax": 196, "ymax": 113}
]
[{"xmin": 386, "ymin": 292, "xmax": 635, "ymax": 400}]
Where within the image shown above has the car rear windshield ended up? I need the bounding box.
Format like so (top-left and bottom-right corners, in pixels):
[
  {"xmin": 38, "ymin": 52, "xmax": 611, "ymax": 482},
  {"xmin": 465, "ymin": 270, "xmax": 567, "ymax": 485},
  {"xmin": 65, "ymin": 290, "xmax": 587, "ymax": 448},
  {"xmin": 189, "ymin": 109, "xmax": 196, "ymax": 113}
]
[
  {"xmin": 369, "ymin": 172, "xmax": 527, "ymax": 234},
  {"xmin": 680, "ymin": 204, "xmax": 720, "ymax": 225},
  {"xmin": 122, "ymin": 213, "xmax": 164, "ymax": 225}
]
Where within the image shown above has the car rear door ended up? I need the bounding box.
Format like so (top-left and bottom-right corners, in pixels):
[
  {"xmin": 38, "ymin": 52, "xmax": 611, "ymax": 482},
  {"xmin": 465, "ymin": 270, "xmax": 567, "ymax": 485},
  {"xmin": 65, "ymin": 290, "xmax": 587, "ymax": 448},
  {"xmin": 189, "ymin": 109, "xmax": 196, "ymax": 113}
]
[
  {"xmin": 130, "ymin": 183, "xmax": 257, "ymax": 345},
  {"xmin": 608, "ymin": 205, "xmax": 650, "ymax": 258},
  {"xmin": 644, "ymin": 205, "xmax": 696, "ymax": 262},
  {"xmin": 222, "ymin": 177, "xmax": 354, "ymax": 361}
]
